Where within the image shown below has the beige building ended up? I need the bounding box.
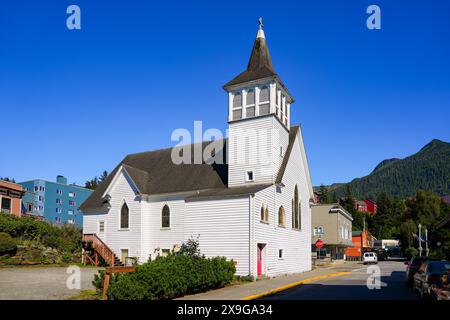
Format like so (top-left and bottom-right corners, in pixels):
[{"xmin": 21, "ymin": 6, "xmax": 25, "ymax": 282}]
[{"xmin": 312, "ymin": 204, "xmax": 353, "ymax": 261}]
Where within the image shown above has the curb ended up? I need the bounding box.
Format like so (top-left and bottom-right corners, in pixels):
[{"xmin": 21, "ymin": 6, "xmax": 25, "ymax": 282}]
[{"xmin": 240, "ymin": 271, "xmax": 351, "ymax": 300}]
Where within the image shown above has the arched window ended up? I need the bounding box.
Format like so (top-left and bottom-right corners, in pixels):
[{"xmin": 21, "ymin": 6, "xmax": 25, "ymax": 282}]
[
  {"xmin": 259, "ymin": 86, "xmax": 270, "ymax": 115},
  {"xmin": 162, "ymin": 204, "xmax": 170, "ymax": 228},
  {"xmin": 278, "ymin": 206, "xmax": 285, "ymax": 227},
  {"xmin": 293, "ymin": 185, "xmax": 299, "ymax": 229},
  {"xmin": 260, "ymin": 203, "xmax": 269, "ymax": 223},
  {"xmin": 246, "ymin": 89, "xmax": 255, "ymax": 117},
  {"xmin": 120, "ymin": 202, "xmax": 129, "ymax": 229}
]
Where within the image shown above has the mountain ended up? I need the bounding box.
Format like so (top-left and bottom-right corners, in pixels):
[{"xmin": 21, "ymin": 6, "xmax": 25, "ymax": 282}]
[{"xmin": 328, "ymin": 139, "xmax": 450, "ymax": 200}]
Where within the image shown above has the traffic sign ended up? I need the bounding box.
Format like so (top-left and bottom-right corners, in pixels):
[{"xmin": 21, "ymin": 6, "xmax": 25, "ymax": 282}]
[{"xmin": 315, "ymin": 239, "xmax": 324, "ymax": 249}]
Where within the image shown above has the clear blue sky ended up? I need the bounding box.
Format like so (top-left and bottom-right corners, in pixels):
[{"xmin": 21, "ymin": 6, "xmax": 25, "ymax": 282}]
[{"xmin": 1, "ymin": 0, "xmax": 449, "ymax": 186}]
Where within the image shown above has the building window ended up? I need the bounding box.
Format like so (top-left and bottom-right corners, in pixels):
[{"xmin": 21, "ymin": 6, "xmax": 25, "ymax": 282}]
[
  {"xmin": 56, "ymin": 198, "xmax": 62, "ymax": 204},
  {"xmin": 120, "ymin": 202, "xmax": 129, "ymax": 229},
  {"xmin": 260, "ymin": 203, "xmax": 269, "ymax": 223},
  {"xmin": 99, "ymin": 221, "xmax": 105, "ymax": 233},
  {"xmin": 55, "ymin": 208, "xmax": 61, "ymax": 214},
  {"xmin": 314, "ymin": 226, "xmax": 323, "ymax": 236},
  {"xmin": 292, "ymin": 185, "xmax": 301, "ymax": 229},
  {"xmin": 68, "ymin": 192, "xmax": 76, "ymax": 198},
  {"xmin": 278, "ymin": 206, "xmax": 286, "ymax": 227},
  {"xmin": 246, "ymin": 170, "xmax": 254, "ymax": 182},
  {"xmin": 56, "ymin": 189, "xmax": 62, "ymax": 195},
  {"xmin": 69, "ymin": 200, "xmax": 76, "ymax": 206},
  {"xmin": 34, "ymin": 186, "xmax": 38, "ymax": 192},
  {"xmin": 232, "ymin": 92, "xmax": 242, "ymax": 120},
  {"xmin": 278, "ymin": 249, "xmax": 283, "ymax": 259},
  {"xmin": 55, "ymin": 217, "xmax": 61, "ymax": 223},
  {"xmin": 259, "ymin": 86, "xmax": 270, "ymax": 115},
  {"xmin": 68, "ymin": 210, "xmax": 74, "ymax": 215},
  {"xmin": 0, "ymin": 197, "xmax": 11, "ymax": 214},
  {"xmin": 161, "ymin": 204, "xmax": 170, "ymax": 228},
  {"xmin": 246, "ymin": 89, "xmax": 255, "ymax": 117},
  {"xmin": 38, "ymin": 195, "xmax": 44, "ymax": 202},
  {"xmin": 39, "ymin": 186, "xmax": 45, "ymax": 192},
  {"xmin": 27, "ymin": 203, "xmax": 33, "ymax": 212},
  {"xmin": 67, "ymin": 219, "xmax": 75, "ymax": 224}
]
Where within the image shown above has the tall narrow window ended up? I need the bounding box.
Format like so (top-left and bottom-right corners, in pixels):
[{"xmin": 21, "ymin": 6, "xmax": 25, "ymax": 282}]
[
  {"xmin": 259, "ymin": 86, "xmax": 270, "ymax": 115},
  {"xmin": 232, "ymin": 92, "xmax": 242, "ymax": 120},
  {"xmin": 162, "ymin": 204, "xmax": 170, "ymax": 228},
  {"xmin": 260, "ymin": 203, "xmax": 269, "ymax": 223},
  {"xmin": 293, "ymin": 185, "xmax": 299, "ymax": 229},
  {"xmin": 278, "ymin": 206, "xmax": 285, "ymax": 227},
  {"xmin": 246, "ymin": 89, "xmax": 255, "ymax": 117},
  {"xmin": 120, "ymin": 202, "xmax": 129, "ymax": 229}
]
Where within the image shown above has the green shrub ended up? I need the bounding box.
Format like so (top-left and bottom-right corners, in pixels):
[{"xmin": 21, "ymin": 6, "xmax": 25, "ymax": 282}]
[
  {"xmin": 104, "ymin": 254, "xmax": 235, "ymax": 300},
  {"xmin": 0, "ymin": 232, "xmax": 17, "ymax": 254},
  {"xmin": 404, "ymin": 247, "xmax": 419, "ymax": 259}
]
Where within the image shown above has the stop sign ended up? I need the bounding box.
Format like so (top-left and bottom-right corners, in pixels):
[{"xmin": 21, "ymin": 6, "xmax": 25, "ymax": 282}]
[{"xmin": 315, "ymin": 239, "xmax": 324, "ymax": 249}]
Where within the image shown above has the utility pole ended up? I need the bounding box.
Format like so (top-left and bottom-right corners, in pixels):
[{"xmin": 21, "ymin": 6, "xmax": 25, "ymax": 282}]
[
  {"xmin": 418, "ymin": 224, "xmax": 422, "ymax": 257},
  {"xmin": 425, "ymin": 228, "xmax": 429, "ymax": 257}
]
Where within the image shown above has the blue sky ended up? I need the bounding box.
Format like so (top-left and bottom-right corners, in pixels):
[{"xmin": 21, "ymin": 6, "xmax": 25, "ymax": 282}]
[{"xmin": 0, "ymin": 0, "xmax": 449, "ymax": 186}]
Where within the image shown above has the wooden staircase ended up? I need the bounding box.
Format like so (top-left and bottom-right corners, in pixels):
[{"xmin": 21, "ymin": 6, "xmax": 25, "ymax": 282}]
[{"xmin": 82, "ymin": 234, "xmax": 124, "ymax": 267}]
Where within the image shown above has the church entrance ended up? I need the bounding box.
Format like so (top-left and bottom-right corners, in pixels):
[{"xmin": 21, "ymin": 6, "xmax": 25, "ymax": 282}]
[{"xmin": 257, "ymin": 243, "xmax": 266, "ymax": 276}]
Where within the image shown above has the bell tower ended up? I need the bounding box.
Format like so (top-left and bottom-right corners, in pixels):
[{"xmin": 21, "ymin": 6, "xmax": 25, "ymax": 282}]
[{"xmin": 224, "ymin": 19, "xmax": 295, "ymax": 187}]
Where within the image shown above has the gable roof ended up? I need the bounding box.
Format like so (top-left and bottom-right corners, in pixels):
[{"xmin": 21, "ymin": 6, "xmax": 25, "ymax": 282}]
[
  {"xmin": 80, "ymin": 125, "xmax": 313, "ymax": 211},
  {"xmin": 80, "ymin": 141, "xmax": 228, "ymax": 211}
]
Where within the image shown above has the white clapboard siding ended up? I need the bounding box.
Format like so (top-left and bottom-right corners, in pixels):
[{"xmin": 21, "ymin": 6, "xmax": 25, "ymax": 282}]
[
  {"xmin": 185, "ymin": 196, "xmax": 251, "ymax": 276},
  {"xmin": 140, "ymin": 196, "xmax": 186, "ymax": 262},
  {"xmin": 228, "ymin": 115, "xmax": 289, "ymax": 187},
  {"xmin": 252, "ymin": 132, "xmax": 312, "ymax": 277},
  {"xmin": 83, "ymin": 171, "xmax": 142, "ymax": 260}
]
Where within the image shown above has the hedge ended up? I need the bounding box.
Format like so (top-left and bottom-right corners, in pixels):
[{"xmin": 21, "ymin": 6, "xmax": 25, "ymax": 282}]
[
  {"xmin": 0, "ymin": 213, "xmax": 81, "ymax": 254},
  {"xmin": 102, "ymin": 254, "xmax": 235, "ymax": 300},
  {"xmin": 0, "ymin": 232, "xmax": 17, "ymax": 254}
]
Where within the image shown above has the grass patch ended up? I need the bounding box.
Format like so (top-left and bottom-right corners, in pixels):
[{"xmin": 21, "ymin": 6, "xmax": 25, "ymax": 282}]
[{"xmin": 66, "ymin": 290, "xmax": 98, "ymax": 300}]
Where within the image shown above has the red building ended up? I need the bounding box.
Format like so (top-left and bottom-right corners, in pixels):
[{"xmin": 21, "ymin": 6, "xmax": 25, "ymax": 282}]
[{"xmin": 355, "ymin": 199, "xmax": 377, "ymax": 215}]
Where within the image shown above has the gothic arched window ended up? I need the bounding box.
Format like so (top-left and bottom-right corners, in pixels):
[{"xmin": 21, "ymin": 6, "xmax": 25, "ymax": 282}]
[
  {"xmin": 278, "ymin": 206, "xmax": 286, "ymax": 227},
  {"xmin": 162, "ymin": 204, "xmax": 170, "ymax": 228},
  {"xmin": 260, "ymin": 203, "xmax": 269, "ymax": 223},
  {"xmin": 120, "ymin": 202, "xmax": 129, "ymax": 229},
  {"xmin": 293, "ymin": 185, "xmax": 299, "ymax": 229}
]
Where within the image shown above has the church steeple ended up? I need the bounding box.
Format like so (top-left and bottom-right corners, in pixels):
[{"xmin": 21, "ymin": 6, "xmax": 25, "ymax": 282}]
[
  {"xmin": 224, "ymin": 18, "xmax": 277, "ymax": 88},
  {"xmin": 223, "ymin": 18, "xmax": 294, "ymax": 129}
]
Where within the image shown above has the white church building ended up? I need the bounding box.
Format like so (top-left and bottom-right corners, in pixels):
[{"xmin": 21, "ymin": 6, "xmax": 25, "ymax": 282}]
[{"xmin": 81, "ymin": 21, "xmax": 314, "ymax": 277}]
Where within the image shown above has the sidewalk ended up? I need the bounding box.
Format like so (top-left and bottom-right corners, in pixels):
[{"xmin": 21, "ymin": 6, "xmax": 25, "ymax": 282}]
[{"xmin": 178, "ymin": 262, "xmax": 361, "ymax": 300}]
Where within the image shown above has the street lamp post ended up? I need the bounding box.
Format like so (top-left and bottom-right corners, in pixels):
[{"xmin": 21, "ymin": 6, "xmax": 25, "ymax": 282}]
[{"xmin": 418, "ymin": 224, "xmax": 422, "ymax": 257}]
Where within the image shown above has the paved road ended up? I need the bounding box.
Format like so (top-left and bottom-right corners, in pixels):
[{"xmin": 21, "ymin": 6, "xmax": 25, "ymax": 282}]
[
  {"xmin": 262, "ymin": 261, "xmax": 418, "ymax": 300},
  {"xmin": 0, "ymin": 266, "xmax": 100, "ymax": 300}
]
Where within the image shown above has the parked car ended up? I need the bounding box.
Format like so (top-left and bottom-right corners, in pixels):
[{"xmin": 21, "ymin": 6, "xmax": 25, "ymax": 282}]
[
  {"xmin": 430, "ymin": 271, "xmax": 450, "ymax": 300},
  {"xmin": 405, "ymin": 256, "xmax": 428, "ymax": 287},
  {"xmin": 363, "ymin": 252, "xmax": 378, "ymax": 265},
  {"xmin": 413, "ymin": 260, "xmax": 450, "ymax": 299}
]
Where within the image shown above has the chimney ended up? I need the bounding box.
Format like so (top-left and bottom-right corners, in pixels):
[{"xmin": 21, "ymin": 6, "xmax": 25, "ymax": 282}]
[{"xmin": 56, "ymin": 175, "xmax": 67, "ymax": 185}]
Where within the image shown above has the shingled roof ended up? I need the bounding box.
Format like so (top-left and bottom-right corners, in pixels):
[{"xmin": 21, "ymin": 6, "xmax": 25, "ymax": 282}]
[{"xmin": 80, "ymin": 126, "xmax": 301, "ymax": 212}]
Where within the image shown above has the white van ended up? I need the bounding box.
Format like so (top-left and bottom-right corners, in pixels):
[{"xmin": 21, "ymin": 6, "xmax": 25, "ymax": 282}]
[{"xmin": 363, "ymin": 252, "xmax": 378, "ymax": 265}]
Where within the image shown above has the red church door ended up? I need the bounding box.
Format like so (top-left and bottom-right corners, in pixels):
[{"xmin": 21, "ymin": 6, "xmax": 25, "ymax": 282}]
[{"xmin": 257, "ymin": 244, "xmax": 265, "ymax": 276}]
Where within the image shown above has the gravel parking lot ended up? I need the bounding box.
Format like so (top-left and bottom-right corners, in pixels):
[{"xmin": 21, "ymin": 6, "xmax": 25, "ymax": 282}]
[{"xmin": 0, "ymin": 266, "xmax": 100, "ymax": 300}]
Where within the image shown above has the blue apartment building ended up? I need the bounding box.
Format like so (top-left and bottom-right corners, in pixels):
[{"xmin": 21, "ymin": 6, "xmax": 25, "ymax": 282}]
[{"xmin": 20, "ymin": 175, "xmax": 93, "ymax": 227}]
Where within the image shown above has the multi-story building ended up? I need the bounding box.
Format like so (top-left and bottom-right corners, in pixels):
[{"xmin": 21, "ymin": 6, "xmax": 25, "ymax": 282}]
[
  {"xmin": 20, "ymin": 175, "xmax": 93, "ymax": 227},
  {"xmin": 0, "ymin": 180, "xmax": 26, "ymax": 217},
  {"xmin": 311, "ymin": 204, "xmax": 353, "ymax": 261}
]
